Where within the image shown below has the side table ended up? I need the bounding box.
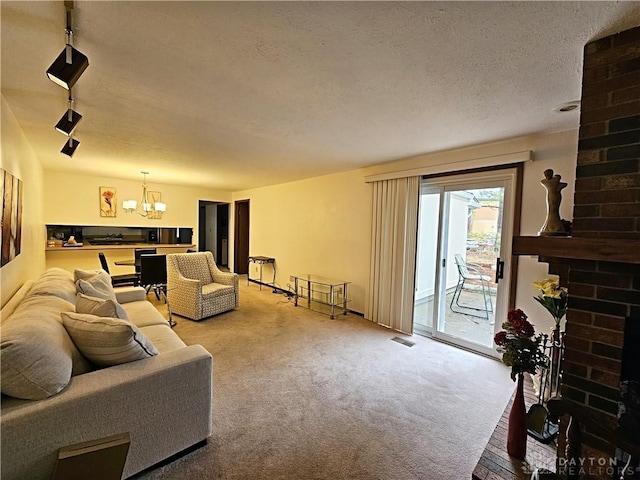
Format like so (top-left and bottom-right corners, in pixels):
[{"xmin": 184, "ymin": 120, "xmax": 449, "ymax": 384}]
[{"xmin": 248, "ymin": 256, "xmax": 276, "ymax": 292}]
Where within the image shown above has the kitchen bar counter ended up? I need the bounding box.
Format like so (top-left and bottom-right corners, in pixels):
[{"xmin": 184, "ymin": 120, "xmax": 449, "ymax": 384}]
[
  {"xmin": 45, "ymin": 244, "xmax": 196, "ymax": 273},
  {"xmin": 46, "ymin": 243, "xmax": 195, "ymax": 252}
]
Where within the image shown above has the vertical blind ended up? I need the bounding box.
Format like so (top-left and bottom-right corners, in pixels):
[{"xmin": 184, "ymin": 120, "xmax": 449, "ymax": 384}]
[{"xmin": 366, "ymin": 176, "xmax": 420, "ymax": 334}]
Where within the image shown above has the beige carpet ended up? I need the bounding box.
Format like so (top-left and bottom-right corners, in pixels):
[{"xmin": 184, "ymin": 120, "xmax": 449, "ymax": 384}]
[{"xmin": 136, "ymin": 279, "xmax": 515, "ymax": 480}]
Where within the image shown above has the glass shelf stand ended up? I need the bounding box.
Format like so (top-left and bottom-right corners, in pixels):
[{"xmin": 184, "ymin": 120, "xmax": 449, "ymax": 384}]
[{"xmin": 292, "ymin": 274, "xmax": 350, "ymax": 319}]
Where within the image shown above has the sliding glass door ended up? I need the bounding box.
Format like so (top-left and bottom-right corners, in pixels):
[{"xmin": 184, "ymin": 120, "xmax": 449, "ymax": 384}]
[{"xmin": 413, "ymin": 169, "xmax": 517, "ymax": 357}]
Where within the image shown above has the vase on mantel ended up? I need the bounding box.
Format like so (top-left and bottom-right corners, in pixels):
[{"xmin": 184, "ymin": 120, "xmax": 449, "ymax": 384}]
[{"xmin": 507, "ymin": 373, "xmax": 527, "ymax": 460}]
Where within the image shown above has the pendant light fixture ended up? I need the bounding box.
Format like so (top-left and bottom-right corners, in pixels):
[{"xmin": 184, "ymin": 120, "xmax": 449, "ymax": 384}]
[{"xmin": 123, "ymin": 172, "xmax": 167, "ymax": 217}]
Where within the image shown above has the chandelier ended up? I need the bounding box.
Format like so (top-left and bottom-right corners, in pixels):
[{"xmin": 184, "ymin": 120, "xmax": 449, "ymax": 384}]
[{"xmin": 122, "ymin": 171, "xmax": 167, "ymax": 217}]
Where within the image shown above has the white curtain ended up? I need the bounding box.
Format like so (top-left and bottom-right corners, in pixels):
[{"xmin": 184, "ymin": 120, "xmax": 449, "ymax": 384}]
[{"xmin": 366, "ymin": 176, "xmax": 420, "ymax": 334}]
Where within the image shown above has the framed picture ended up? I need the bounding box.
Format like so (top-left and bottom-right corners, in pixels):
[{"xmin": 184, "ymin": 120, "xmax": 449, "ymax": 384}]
[
  {"xmin": 1, "ymin": 168, "xmax": 23, "ymax": 267},
  {"xmin": 147, "ymin": 191, "xmax": 163, "ymax": 219},
  {"xmin": 100, "ymin": 187, "xmax": 117, "ymax": 217}
]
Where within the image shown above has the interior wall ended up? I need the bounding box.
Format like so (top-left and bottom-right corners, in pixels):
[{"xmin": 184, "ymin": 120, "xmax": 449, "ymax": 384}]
[
  {"xmin": 517, "ymin": 130, "xmax": 577, "ymax": 334},
  {"xmin": 232, "ymin": 130, "xmax": 577, "ymax": 324},
  {"xmin": 232, "ymin": 169, "xmax": 372, "ymax": 314},
  {"xmin": 43, "ymin": 170, "xmax": 232, "ymax": 246},
  {"xmin": 0, "ymin": 96, "xmax": 46, "ymax": 306}
]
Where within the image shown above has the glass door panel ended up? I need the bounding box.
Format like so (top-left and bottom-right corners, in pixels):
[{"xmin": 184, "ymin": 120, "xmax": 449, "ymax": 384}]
[
  {"xmin": 413, "ymin": 191, "xmax": 440, "ymax": 335},
  {"xmin": 438, "ymin": 186, "xmax": 502, "ymax": 349},
  {"xmin": 413, "ymin": 170, "xmax": 516, "ymax": 358}
]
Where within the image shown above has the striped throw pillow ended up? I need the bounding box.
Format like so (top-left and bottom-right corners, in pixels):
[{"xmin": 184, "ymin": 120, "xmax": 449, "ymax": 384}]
[{"xmin": 61, "ymin": 312, "xmax": 158, "ymax": 367}]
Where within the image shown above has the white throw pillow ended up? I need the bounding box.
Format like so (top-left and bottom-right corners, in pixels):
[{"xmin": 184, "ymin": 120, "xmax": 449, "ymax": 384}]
[
  {"xmin": 61, "ymin": 312, "xmax": 158, "ymax": 367},
  {"xmin": 75, "ymin": 272, "xmax": 129, "ymax": 321},
  {"xmin": 75, "ymin": 293, "xmax": 121, "ymax": 319}
]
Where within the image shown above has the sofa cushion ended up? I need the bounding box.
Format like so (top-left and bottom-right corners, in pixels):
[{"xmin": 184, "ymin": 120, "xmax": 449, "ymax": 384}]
[
  {"xmin": 76, "ymin": 272, "xmax": 129, "ymax": 321},
  {"xmin": 28, "ymin": 268, "xmax": 77, "ymax": 304},
  {"xmin": 114, "ymin": 286, "xmax": 147, "ymax": 304},
  {"xmin": 1, "ymin": 296, "xmax": 91, "ymax": 400},
  {"xmin": 121, "ymin": 300, "xmax": 170, "ymax": 328},
  {"xmin": 76, "ymin": 293, "xmax": 123, "ymax": 319},
  {"xmin": 140, "ymin": 324, "xmax": 187, "ymax": 353},
  {"xmin": 61, "ymin": 312, "xmax": 158, "ymax": 367}
]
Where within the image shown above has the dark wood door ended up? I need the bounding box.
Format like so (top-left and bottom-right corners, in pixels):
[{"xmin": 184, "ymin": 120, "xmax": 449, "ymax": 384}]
[{"xmin": 234, "ymin": 200, "xmax": 249, "ymax": 274}]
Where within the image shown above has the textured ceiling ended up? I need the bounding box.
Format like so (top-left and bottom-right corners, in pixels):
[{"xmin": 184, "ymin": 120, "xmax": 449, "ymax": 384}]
[{"xmin": 2, "ymin": 1, "xmax": 640, "ymax": 191}]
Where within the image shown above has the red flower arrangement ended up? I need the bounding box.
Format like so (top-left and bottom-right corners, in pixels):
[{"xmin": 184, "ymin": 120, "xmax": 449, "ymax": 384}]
[{"xmin": 494, "ymin": 309, "xmax": 548, "ymax": 381}]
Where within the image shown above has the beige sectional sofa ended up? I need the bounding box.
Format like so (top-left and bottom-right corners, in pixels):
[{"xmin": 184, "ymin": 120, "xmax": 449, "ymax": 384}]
[{"xmin": 0, "ymin": 268, "xmax": 213, "ymax": 480}]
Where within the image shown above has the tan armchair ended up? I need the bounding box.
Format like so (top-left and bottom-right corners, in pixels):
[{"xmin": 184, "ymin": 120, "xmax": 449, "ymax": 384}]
[{"xmin": 167, "ymin": 252, "xmax": 238, "ymax": 321}]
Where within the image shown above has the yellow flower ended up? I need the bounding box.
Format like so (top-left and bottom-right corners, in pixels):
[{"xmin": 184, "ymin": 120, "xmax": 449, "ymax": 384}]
[
  {"xmin": 533, "ymin": 277, "xmax": 566, "ymax": 297},
  {"xmin": 533, "ymin": 277, "xmax": 568, "ymax": 323}
]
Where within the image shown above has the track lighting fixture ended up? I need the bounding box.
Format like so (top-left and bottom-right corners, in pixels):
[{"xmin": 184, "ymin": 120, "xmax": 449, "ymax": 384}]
[
  {"xmin": 46, "ymin": 1, "xmax": 88, "ymax": 90},
  {"xmin": 47, "ymin": 1, "xmax": 87, "ymax": 156},
  {"xmin": 55, "ymin": 96, "xmax": 82, "ymax": 135},
  {"xmin": 61, "ymin": 137, "xmax": 80, "ymax": 157},
  {"xmin": 46, "ymin": 45, "xmax": 89, "ymax": 90}
]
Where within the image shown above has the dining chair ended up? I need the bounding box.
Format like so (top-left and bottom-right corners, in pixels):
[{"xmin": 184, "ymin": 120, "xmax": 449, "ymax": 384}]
[
  {"xmin": 98, "ymin": 252, "xmax": 140, "ymax": 286},
  {"xmin": 140, "ymin": 254, "xmax": 167, "ymax": 301},
  {"xmin": 134, "ymin": 248, "xmax": 157, "ymax": 273}
]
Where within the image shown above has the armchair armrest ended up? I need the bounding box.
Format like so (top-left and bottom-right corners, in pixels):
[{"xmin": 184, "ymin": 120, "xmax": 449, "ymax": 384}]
[
  {"xmin": 172, "ymin": 274, "xmax": 201, "ymax": 291},
  {"xmin": 211, "ymin": 272, "xmax": 238, "ymax": 286}
]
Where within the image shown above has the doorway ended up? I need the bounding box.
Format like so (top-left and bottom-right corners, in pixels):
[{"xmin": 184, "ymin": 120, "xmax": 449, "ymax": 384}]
[
  {"xmin": 412, "ymin": 169, "xmax": 517, "ymax": 357},
  {"xmin": 234, "ymin": 199, "xmax": 250, "ymax": 275},
  {"xmin": 198, "ymin": 201, "xmax": 229, "ymax": 266}
]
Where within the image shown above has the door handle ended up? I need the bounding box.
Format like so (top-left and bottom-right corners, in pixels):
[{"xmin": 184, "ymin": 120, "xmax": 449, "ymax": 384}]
[{"xmin": 495, "ymin": 258, "xmax": 505, "ymax": 283}]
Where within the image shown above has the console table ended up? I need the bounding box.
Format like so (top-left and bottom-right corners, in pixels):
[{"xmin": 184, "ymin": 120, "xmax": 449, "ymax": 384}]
[
  {"xmin": 248, "ymin": 256, "xmax": 276, "ymax": 291},
  {"xmin": 292, "ymin": 274, "xmax": 350, "ymax": 319}
]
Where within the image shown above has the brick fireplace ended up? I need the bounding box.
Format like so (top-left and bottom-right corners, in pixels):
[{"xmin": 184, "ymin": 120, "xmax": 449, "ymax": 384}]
[
  {"xmin": 560, "ymin": 24, "xmax": 640, "ymax": 475},
  {"xmin": 510, "ymin": 24, "xmax": 640, "ymax": 479}
]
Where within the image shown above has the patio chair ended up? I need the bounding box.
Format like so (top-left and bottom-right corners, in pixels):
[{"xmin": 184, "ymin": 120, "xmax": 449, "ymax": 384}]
[
  {"xmin": 450, "ymin": 253, "xmax": 493, "ymax": 320},
  {"xmin": 166, "ymin": 251, "xmax": 238, "ymax": 321}
]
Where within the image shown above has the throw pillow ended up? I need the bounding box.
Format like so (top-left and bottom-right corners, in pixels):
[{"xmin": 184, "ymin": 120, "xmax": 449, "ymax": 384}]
[
  {"xmin": 61, "ymin": 312, "xmax": 158, "ymax": 367},
  {"xmin": 73, "ymin": 268, "xmax": 106, "ymax": 282},
  {"xmin": 75, "ymin": 273, "xmax": 129, "ymax": 321},
  {"xmin": 75, "ymin": 293, "xmax": 121, "ymax": 318}
]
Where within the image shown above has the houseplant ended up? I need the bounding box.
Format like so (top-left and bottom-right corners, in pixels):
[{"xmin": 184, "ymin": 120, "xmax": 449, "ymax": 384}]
[{"xmin": 494, "ymin": 308, "xmax": 548, "ymax": 460}]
